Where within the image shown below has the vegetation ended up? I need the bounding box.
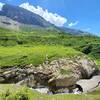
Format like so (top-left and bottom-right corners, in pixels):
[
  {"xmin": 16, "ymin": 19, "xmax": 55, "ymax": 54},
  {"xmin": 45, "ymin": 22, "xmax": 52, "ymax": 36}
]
[
  {"xmin": 0, "ymin": 28, "xmax": 99, "ymax": 67},
  {"xmin": 60, "ymin": 68, "xmax": 72, "ymax": 75},
  {"xmin": 0, "ymin": 28, "xmax": 100, "ymax": 99},
  {"xmin": 0, "ymin": 84, "xmax": 100, "ymax": 100},
  {"xmin": 0, "ymin": 45, "xmax": 82, "ymax": 67}
]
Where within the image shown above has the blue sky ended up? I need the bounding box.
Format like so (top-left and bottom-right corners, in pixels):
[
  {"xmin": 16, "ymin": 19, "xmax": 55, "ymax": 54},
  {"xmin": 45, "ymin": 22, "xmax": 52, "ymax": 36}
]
[{"xmin": 0, "ymin": 0, "xmax": 100, "ymax": 36}]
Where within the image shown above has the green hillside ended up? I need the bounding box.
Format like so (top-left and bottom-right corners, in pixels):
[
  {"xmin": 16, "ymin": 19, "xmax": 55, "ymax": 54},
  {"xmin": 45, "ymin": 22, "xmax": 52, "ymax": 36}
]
[
  {"xmin": 0, "ymin": 45, "xmax": 82, "ymax": 67},
  {"xmin": 0, "ymin": 28, "xmax": 100, "ymax": 99},
  {"xmin": 0, "ymin": 28, "xmax": 100, "ymax": 67}
]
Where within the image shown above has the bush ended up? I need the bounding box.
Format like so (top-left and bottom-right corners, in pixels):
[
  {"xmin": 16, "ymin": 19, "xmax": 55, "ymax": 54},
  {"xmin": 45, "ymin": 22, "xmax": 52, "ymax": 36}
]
[{"xmin": 82, "ymin": 44, "xmax": 93, "ymax": 54}]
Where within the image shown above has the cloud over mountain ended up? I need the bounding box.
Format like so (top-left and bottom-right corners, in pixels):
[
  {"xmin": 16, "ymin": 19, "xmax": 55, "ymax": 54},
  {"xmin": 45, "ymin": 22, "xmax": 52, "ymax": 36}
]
[
  {"xmin": 68, "ymin": 21, "xmax": 79, "ymax": 27},
  {"xmin": 19, "ymin": 2, "xmax": 67, "ymax": 26}
]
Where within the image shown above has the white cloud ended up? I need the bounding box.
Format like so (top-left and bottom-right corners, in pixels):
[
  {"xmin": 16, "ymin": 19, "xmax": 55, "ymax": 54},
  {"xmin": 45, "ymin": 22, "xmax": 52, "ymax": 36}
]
[
  {"xmin": 0, "ymin": 2, "xmax": 5, "ymax": 11},
  {"xmin": 83, "ymin": 28, "xmax": 91, "ymax": 31},
  {"xmin": 68, "ymin": 21, "xmax": 79, "ymax": 27},
  {"xmin": 19, "ymin": 2, "xmax": 67, "ymax": 26}
]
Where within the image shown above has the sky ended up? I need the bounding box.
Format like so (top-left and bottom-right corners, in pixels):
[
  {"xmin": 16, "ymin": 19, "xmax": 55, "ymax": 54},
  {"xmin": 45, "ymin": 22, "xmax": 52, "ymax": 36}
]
[{"xmin": 0, "ymin": 0, "xmax": 100, "ymax": 36}]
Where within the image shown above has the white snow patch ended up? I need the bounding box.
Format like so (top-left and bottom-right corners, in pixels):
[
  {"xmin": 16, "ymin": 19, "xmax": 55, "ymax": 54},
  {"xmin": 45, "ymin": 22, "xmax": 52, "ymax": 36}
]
[{"xmin": 0, "ymin": 2, "xmax": 5, "ymax": 11}]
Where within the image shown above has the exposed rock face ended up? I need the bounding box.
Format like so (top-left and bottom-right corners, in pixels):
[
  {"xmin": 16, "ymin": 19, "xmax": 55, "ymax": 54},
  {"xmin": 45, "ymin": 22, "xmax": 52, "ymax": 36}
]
[
  {"xmin": 76, "ymin": 75, "xmax": 100, "ymax": 93},
  {"xmin": 43, "ymin": 57, "xmax": 98, "ymax": 93},
  {"xmin": 0, "ymin": 56, "xmax": 99, "ymax": 93},
  {"xmin": 48, "ymin": 57, "xmax": 96, "ymax": 81},
  {"xmin": 0, "ymin": 66, "xmax": 53, "ymax": 87}
]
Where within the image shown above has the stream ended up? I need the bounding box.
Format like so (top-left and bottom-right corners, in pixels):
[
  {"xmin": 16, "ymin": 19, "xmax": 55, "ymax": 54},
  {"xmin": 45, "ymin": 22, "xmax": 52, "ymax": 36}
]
[
  {"xmin": 31, "ymin": 86, "xmax": 82, "ymax": 95},
  {"xmin": 31, "ymin": 75, "xmax": 100, "ymax": 95}
]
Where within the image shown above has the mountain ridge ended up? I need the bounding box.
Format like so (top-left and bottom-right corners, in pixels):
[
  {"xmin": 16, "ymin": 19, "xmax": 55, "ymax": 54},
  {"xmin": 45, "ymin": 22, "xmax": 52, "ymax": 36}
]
[
  {"xmin": 0, "ymin": 2, "xmax": 94, "ymax": 36},
  {"xmin": 0, "ymin": 3, "xmax": 52, "ymax": 28}
]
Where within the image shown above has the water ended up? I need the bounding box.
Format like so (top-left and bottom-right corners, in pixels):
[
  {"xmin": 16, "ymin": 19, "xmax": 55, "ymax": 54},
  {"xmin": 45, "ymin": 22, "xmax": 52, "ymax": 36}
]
[
  {"xmin": 31, "ymin": 87, "xmax": 82, "ymax": 95},
  {"xmin": 33, "ymin": 87, "xmax": 49, "ymax": 94}
]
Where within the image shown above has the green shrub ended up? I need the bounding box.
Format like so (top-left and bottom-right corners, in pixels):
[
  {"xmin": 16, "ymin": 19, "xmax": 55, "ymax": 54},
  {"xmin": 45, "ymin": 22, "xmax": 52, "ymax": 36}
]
[{"xmin": 82, "ymin": 44, "xmax": 93, "ymax": 54}]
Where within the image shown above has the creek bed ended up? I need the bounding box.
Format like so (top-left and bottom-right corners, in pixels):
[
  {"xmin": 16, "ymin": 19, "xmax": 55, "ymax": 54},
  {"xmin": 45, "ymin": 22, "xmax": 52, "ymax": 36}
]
[{"xmin": 31, "ymin": 86, "xmax": 82, "ymax": 95}]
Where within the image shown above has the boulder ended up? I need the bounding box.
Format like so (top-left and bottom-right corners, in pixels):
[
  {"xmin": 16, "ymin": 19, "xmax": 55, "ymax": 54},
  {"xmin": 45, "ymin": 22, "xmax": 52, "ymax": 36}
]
[
  {"xmin": 41, "ymin": 56, "xmax": 98, "ymax": 92},
  {"xmin": 76, "ymin": 75, "xmax": 100, "ymax": 93},
  {"xmin": 0, "ymin": 56, "xmax": 99, "ymax": 93},
  {"xmin": 0, "ymin": 76, "xmax": 5, "ymax": 82},
  {"xmin": 16, "ymin": 75, "xmax": 37, "ymax": 87}
]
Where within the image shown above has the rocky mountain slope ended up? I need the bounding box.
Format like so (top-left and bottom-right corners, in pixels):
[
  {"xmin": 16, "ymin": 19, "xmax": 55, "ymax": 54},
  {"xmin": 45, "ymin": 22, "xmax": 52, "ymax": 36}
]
[
  {"xmin": 0, "ymin": 3, "xmax": 53, "ymax": 30},
  {"xmin": 59, "ymin": 27, "xmax": 92, "ymax": 36},
  {"xmin": 0, "ymin": 2, "xmax": 93, "ymax": 35}
]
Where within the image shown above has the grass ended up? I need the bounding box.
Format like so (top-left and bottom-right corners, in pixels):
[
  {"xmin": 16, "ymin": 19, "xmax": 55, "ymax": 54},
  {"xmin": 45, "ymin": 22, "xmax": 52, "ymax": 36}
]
[
  {"xmin": 0, "ymin": 45, "xmax": 82, "ymax": 67},
  {"xmin": 0, "ymin": 84, "xmax": 41, "ymax": 100},
  {"xmin": 0, "ymin": 84, "xmax": 100, "ymax": 100},
  {"xmin": 95, "ymin": 59, "xmax": 100, "ymax": 68},
  {"xmin": 0, "ymin": 28, "xmax": 100, "ymax": 99},
  {"xmin": 60, "ymin": 68, "xmax": 72, "ymax": 75}
]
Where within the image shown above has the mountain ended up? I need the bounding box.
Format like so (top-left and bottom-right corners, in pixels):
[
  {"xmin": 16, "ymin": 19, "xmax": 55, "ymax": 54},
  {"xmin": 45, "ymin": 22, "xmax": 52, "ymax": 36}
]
[
  {"xmin": 58, "ymin": 27, "xmax": 93, "ymax": 36},
  {"xmin": 0, "ymin": 3, "xmax": 53, "ymax": 30},
  {"xmin": 0, "ymin": 2, "xmax": 93, "ymax": 36}
]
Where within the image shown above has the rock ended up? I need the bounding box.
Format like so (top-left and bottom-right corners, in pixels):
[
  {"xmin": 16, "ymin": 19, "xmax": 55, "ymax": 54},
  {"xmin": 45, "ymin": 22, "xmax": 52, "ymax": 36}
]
[
  {"xmin": 78, "ymin": 57, "xmax": 96, "ymax": 78},
  {"xmin": 16, "ymin": 75, "xmax": 36, "ymax": 87},
  {"xmin": 76, "ymin": 75, "xmax": 100, "ymax": 93},
  {"xmin": 3, "ymin": 70, "xmax": 13, "ymax": 75},
  {"xmin": 46, "ymin": 57, "xmax": 96, "ymax": 87},
  {"xmin": 0, "ymin": 76, "xmax": 5, "ymax": 82},
  {"xmin": 0, "ymin": 56, "xmax": 99, "ymax": 93},
  {"xmin": 42, "ymin": 56, "xmax": 98, "ymax": 92},
  {"xmin": 32, "ymin": 87, "xmax": 49, "ymax": 94}
]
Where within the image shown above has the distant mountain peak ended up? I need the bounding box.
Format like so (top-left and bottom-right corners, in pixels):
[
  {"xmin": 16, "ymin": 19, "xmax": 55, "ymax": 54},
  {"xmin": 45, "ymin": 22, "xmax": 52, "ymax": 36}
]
[
  {"xmin": 0, "ymin": 3, "xmax": 94, "ymax": 36},
  {"xmin": 19, "ymin": 2, "xmax": 67, "ymax": 27},
  {"xmin": 0, "ymin": 3, "xmax": 53, "ymax": 28}
]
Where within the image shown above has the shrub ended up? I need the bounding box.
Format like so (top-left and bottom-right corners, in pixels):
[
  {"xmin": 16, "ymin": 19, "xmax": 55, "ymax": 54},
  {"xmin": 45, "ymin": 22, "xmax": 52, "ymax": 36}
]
[{"xmin": 82, "ymin": 44, "xmax": 93, "ymax": 54}]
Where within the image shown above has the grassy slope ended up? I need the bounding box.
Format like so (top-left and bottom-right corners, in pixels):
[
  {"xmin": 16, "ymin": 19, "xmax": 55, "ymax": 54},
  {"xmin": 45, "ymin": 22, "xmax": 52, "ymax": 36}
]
[
  {"xmin": 0, "ymin": 84, "xmax": 100, "ymax": 100},
  {"xmin": 0, "ymin": 45, "xmax": 82, "ymax": 67},
  {"xmin": 0, "ymin": 28, "xmax": 99, "ymax": 67}
]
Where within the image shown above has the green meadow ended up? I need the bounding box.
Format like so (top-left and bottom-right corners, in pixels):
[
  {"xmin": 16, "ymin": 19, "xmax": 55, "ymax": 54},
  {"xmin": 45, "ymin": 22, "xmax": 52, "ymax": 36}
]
[
  {"xmin": 0, "ymin": 45, "xmax": 82, "ymax": 67},
  {"xmin": 0, "ymin": 28, "xmax": 100, "ymax": 99},
  {"xmin": 0, "ymin": 28, "xmax": 100, "ymax": 67}
]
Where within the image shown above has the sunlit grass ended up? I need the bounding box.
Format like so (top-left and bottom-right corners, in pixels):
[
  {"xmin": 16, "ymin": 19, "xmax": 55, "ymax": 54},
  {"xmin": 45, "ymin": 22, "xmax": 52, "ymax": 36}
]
[
  {"xmin": 95, "ymin": 59, "xmax": 100, "ymax": 67},
  {"xmin": 0, "ymin": 45, "xmax": 82, "ymax": 67},
  {"xmin": 0, "ymin": 84, "xmax": 100, "ymax": 100}
]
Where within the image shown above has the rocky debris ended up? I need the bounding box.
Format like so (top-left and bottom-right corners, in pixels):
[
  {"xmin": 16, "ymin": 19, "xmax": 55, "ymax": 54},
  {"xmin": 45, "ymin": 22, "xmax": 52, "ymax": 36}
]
[
  {"xmin": 16, "ymin": 74, "xmax": 36, "ymax": 87},
  {"xmin": 0, "ymin": 67, "xmax": 35, "ymax": 83},
  {"xmin": 45, "ymin": 57, "xmax": 98, "ymax": 93},
  {"xmin": 32, "ymin": 87, "xmax": 50, "ymax": 94},
  {"xmin": 0, "ymin": 66, "xmax": 53, "ymax": 87},
  {"xmin": 0, "ymin": 76, "xmax": 5, "ymax": 82},
  {"xmin": 76, "ymin": 75, "xmax": 100, "ymax": 93},
  {"xmin": 0, "ymin": 56, "xmax": 99, "ymax": 93}
]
